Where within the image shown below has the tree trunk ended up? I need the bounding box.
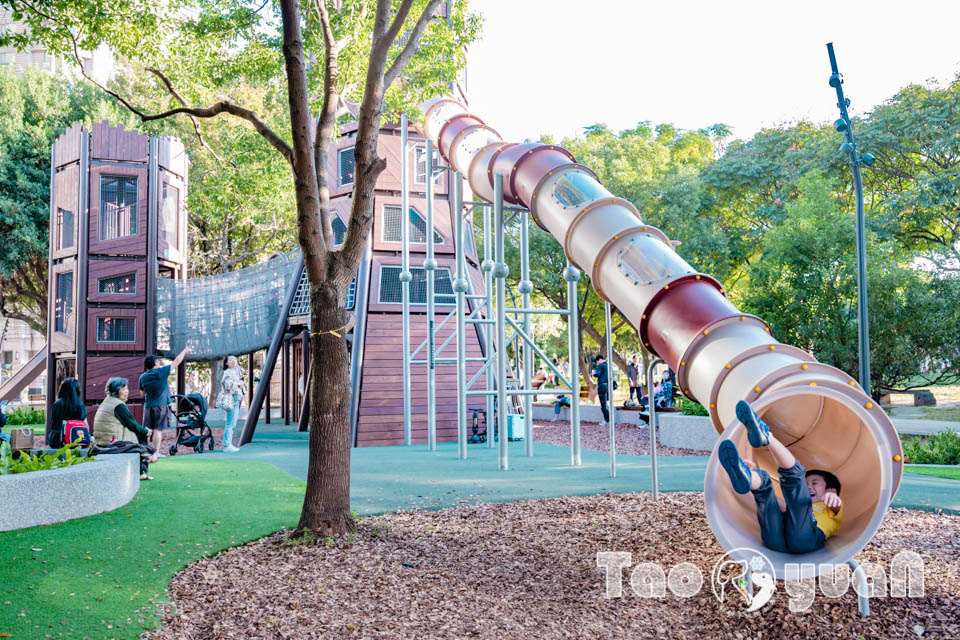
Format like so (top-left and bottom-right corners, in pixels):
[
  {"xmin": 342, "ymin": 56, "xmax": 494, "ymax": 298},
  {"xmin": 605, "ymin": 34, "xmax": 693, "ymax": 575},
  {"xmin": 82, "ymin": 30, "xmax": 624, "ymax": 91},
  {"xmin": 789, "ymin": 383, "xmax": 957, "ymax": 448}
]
[
  {"xmin": 294, "ymin": 279, "xmax": 356, "ymax": 536},
  {"xmin": 208, "ymin": 359, "xmax": 223, "ymax": 408}
]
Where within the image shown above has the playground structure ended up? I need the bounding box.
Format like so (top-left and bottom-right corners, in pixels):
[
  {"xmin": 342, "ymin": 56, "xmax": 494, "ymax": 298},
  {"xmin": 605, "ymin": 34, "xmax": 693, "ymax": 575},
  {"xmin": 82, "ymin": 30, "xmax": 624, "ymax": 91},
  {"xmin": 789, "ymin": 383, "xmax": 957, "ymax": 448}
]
[
  {"xmin": 419, "ymin": 97, "xmax": 904, "ymax": 580},
  {"xmin": 0, "ymin": 118, "xmax": 496, "ymax": 449},
  {"xmin": 0, "ymin": 85, "xmax": 905, "ymax": 586}
]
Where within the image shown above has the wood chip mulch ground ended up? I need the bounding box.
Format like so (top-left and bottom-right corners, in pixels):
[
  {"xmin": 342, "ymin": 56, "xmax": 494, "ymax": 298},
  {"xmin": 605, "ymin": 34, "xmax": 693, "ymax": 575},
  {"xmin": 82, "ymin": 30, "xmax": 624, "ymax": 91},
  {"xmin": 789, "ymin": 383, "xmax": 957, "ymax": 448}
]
[
  {"xmin": 148, "ymin": 493, "xmax": 959, "ymax": 640},
  {"xmin": 533, "ymin": 419, "xmax": 708, "ymax": 456}
]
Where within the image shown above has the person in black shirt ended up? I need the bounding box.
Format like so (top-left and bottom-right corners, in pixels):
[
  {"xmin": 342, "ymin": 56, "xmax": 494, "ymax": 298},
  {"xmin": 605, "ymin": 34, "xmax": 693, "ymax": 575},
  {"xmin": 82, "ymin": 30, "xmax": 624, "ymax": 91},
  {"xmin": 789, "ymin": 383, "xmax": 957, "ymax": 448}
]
[
  {"xmin": 593, "ymin": 355, "xmax": 611, "ymax": 425},
  {"xmin": 48, "ymin": 377, "xmax": 87, "ymax": 448}
]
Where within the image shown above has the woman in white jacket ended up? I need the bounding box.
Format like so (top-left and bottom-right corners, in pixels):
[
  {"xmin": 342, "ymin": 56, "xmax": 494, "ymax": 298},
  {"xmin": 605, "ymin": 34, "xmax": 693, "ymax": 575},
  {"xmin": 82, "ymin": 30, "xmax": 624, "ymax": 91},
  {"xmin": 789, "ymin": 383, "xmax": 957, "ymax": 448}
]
[{"xmin": 217, "ymin": 355, "xmax": 245, "ymax": 451}]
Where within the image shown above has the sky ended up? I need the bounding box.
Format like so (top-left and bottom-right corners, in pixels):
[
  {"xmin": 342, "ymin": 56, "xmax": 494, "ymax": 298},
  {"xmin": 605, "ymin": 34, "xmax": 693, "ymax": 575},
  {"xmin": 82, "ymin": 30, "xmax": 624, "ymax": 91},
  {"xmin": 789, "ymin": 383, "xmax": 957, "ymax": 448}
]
[{"xmin": 465, "ymin": 0, "xmax": 960, "ymax": 143}]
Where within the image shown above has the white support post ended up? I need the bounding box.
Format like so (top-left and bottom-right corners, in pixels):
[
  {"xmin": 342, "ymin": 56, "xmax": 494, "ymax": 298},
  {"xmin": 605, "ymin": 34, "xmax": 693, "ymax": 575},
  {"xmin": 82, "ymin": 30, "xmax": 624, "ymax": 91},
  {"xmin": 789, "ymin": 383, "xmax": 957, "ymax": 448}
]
[
  {"xmin": 565, "ymin": 263, "xmax": 582, "ymax": 466},
  {"xmin": 425, "ymin": 138, "xmax": 437, "ymax": 451},
  {"xmin": 647, "ymin": 357, "xmax": 663, "ymax": 499},
  {"xmin": 520, "ymin": 208, "xmax": 534, "ymax": 456},
  {"xmin": 483, "ymin": 197, "xmax": 495, "ymax": 449},
  {"xmin": 400, "ymin": 114, "xmax": 412, "ymax": 446},
  {"xmin": 493, "ymin": 173, "xmax": 509, "ymax": 470},
  {"xmin": 453, "ymin": 171, "xmax": 468, "ymax": 459},
  {"xmin": 605, "ymin": 302, "xmax": 616, "ymax": 477}
]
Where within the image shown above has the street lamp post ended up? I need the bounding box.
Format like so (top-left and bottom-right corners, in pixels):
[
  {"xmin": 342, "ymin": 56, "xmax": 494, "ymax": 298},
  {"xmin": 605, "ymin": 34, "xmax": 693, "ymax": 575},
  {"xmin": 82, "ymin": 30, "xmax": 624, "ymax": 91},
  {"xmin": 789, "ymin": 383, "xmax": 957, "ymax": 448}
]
[{"xmin": 827, "ymin": 42, "xmax": 875, "ymax": 397}]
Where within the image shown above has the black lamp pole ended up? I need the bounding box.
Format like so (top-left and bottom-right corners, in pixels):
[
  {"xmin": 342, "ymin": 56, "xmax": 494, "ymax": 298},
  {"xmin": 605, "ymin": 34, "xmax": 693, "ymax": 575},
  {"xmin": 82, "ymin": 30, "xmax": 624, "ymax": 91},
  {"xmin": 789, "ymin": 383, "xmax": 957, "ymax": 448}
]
[{"xmin": 827, "ymin": 42, "xmax": 874, "ymax": 397}]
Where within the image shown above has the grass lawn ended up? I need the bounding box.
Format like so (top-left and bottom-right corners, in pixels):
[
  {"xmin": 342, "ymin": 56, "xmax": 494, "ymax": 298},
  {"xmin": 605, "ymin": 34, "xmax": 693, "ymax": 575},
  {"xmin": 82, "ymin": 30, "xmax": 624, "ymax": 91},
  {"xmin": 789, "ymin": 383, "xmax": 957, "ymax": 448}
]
[
  {"xmin": 3, "ymin": 423, "xmax": 45, "ymax": 435},
  {"xmin": 921, "ymin": 405, "xmax": 960, "ymax": 422},
  {"xmin": 0, "ymin": 458, "xmax": 304, "ymax": 639},
  {"xmin": 904, "ymin": 464, "xmax": 960, "ymax": 481}
]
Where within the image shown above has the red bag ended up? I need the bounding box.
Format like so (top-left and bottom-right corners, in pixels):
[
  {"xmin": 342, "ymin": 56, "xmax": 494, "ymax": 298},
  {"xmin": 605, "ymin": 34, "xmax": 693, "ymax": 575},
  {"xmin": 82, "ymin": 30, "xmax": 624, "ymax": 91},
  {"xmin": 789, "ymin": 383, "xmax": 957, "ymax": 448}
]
[{"xmin": 64, "ymin": 419, "xmax": 91, "ymax": 448}]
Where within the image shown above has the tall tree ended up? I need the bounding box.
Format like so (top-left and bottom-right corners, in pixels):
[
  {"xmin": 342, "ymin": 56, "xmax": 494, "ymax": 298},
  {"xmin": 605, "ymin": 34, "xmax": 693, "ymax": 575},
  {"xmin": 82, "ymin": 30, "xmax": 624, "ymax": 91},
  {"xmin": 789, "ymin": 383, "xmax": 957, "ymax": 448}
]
[
  {"xmin": 740, "ymin": 171, "xmax": 960, "ymax": 397},
  {"xmin": 2, "ymin": 0, "xmax": 480, "ymax": 536}
]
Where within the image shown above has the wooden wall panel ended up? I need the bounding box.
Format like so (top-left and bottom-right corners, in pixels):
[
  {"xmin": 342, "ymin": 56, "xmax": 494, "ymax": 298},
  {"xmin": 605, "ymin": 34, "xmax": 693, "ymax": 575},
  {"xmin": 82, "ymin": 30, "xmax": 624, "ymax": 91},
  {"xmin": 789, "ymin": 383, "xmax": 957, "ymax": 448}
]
[
  {"xmin": 86, "ymin": 308, "xmax": 146, "ymax": 352},
  {"xmin": 54, "ymin": 123, "xmax": 82, "ymax": 168},
  {"xmin": 87, "ymin": 259, "xmax": 147, "ymax": 304},
  {"xmin": 87, "ymin": 165, "xmax": 148, "ymax": 256},
  {"xmin": 157, "ymin": 171, "xmax": 186, "ymax": 264},
  {"xmin": 367, "ymin": 255, "xmax": 461, "ymax": 314},
  {"xmin": 354, "ymin": 312, "xmax": 487, "ymax": 446},
  {"xmin": 158, "ymin": 137, "xmax": 187, "ymax": 179},
  {"xmin": 90, "ymin": 121, "xmax": 148, "ymax": 163},
  {"xmin": 51, "ymin": 163, "xmax": 81, "ymax": 261},
  {"xmin": 371, "ymin": 194, "xmax": 454, "ymax": 255},
  {"xmin": 87, "ymin": 401, "xmax": 143, "ymax": 435},
  {"xmin": 86, "ymin": 355, "xmax": 145, "ymax": 401},
  {"xmin": 49, "ymin": 260, "xmax": 78, "ymax": 354}
]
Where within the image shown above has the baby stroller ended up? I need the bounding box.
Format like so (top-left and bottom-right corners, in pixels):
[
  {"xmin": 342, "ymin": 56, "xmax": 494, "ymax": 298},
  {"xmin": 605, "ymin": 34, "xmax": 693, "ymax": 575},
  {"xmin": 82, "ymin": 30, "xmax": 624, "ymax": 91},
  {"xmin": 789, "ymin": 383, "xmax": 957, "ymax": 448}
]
[{"xmin": 169, "ymin": 394, "xmax": 214, "ymax": 455}]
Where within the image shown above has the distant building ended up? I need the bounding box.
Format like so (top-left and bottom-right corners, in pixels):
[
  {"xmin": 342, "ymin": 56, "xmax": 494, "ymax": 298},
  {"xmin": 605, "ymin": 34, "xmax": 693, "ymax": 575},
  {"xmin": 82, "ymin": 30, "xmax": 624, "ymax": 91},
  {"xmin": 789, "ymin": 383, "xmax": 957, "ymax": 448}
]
[
  {"xmin": 0, "ymin": 317, "xmax": 45, "ymax": 405},
  {"xmin": 0, "ymin": 9, "xmax": 115, "ymax": 83}
]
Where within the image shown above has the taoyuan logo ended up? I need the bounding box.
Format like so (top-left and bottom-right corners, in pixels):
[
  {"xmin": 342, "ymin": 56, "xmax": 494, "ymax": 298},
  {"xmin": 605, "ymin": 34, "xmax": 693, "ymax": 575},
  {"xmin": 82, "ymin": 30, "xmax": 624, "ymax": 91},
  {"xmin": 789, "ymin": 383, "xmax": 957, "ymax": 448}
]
[{"xmin": 712, "ymin": 548, "xmax": 776, "ymax": 612}]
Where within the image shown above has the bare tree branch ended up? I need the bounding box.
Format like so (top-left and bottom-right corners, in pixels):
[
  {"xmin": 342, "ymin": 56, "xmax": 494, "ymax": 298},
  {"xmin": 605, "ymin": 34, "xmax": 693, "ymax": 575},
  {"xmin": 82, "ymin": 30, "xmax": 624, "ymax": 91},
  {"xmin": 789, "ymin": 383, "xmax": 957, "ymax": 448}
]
[
  {"xmin": 312, "ymin": 0, "xmax": 340, "ymax": 250},
  {"xmin": 146, "ymin": 67, "xmax": 229, "ymax": 165},
  {"xmin": 384, "ymin": 0, "xmax": 443, "ymax": 90},
  {"xmin": 14, "ymin": 0, "xmax": 294, "ymax": 165}
]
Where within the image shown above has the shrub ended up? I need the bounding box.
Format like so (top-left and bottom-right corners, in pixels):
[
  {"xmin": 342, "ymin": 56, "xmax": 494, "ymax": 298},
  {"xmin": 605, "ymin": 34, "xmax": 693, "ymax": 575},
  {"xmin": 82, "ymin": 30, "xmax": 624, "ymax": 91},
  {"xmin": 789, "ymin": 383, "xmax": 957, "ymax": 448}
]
[
  {"xmin": 0, "ymin": 438, "xmax": 95, "ymax": 475},
  {"xmin": 678, "ymin": 397, "xmax": 709, "ymax": 416},
  {"xmin": 903, "ymin": 430, "xmax": 960, "ymax": 465},
  {"xmin": 5, "ymin": 406, "xmax": 45, "ymax": 425}
]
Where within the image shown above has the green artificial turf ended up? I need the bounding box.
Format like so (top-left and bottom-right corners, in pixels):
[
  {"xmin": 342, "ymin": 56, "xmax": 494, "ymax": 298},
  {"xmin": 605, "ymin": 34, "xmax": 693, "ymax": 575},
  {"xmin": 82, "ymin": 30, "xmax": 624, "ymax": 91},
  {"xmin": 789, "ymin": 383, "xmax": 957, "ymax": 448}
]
[
  {"xmin": 0, "ymin": 458, "xmax": 304, "ymax": 639},
  {"xmin": 904, "ymin": 464, "xmax": 960, "ymax": 481}
]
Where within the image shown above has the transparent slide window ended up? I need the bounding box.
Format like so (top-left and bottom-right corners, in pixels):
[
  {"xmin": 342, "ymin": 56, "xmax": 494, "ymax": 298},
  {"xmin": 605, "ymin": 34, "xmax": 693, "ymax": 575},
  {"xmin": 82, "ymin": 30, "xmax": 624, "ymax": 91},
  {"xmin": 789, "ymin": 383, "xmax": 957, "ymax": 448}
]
[
  {"xmin": 617, "ymin": 235, "xmax": 694, "ymax": 285},
  {"xmin": 550, "ymin": 171, "xmax": 609, "ymax": 209}
]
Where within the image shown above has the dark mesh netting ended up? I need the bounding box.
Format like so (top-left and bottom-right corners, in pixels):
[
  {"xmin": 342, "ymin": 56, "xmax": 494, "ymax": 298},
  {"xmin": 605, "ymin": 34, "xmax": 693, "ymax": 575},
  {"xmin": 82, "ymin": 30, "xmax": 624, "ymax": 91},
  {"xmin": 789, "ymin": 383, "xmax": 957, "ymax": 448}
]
[{"xmin": 156, "ymin": 251, "xmax": 300, "ymax": 361}]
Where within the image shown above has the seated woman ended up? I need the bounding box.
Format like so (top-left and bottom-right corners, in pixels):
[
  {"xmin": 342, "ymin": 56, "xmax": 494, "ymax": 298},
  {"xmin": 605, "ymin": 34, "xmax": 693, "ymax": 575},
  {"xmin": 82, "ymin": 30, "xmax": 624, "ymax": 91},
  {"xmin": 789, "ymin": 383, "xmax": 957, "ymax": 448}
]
[
  {"xmin": 93, "ymin": 377, "xmax": 156, "ymax": 480},
  {"xmin": 49, "ymin": 377, "xmax": 88, "ymax": 448}
]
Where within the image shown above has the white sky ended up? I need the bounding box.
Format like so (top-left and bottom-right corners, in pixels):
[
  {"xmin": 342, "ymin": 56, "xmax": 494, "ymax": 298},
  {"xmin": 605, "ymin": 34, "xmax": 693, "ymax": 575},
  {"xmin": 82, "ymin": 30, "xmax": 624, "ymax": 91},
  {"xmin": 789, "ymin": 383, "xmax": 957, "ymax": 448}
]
[{"xmin": 465, "ymin": 0, "xmax": 960, "ymax": 142}]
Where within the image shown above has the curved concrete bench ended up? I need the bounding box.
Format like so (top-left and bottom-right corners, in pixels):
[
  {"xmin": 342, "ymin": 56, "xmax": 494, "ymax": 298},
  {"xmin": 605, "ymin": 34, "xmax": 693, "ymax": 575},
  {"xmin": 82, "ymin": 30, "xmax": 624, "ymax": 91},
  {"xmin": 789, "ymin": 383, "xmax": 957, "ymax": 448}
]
[{"xmin": 0, "ymin": 453, "xmax": 140, "ymax": 532}]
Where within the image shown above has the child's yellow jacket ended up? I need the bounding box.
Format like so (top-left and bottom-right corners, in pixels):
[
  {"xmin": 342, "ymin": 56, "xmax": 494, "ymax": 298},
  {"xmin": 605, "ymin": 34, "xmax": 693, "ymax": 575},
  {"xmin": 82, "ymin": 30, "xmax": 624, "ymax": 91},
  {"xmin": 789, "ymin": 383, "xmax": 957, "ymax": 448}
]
[{"xmin": 812, "ymin": 501, "xmax": 843, "ymax": 539}]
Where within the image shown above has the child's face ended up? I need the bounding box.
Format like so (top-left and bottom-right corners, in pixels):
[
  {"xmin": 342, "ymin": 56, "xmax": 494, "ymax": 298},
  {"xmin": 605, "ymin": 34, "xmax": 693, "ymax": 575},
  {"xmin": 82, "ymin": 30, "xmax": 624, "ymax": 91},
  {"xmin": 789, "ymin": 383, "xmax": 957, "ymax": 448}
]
[{"xmin": 806, "ymin": 474, "xmax": 832, "ymax": 502}]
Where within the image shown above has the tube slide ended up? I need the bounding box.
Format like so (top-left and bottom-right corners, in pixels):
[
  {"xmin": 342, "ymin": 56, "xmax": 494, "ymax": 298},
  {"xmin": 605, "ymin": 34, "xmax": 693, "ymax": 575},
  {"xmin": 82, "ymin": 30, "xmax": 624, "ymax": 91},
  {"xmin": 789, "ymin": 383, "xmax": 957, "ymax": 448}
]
[
  {"xmin": 0, "ymin": 346, "xmax": 47, "ymax": 405},
  {"xmin": 420, "ymin": 99, "xmax": 903, "ymax": 579}
]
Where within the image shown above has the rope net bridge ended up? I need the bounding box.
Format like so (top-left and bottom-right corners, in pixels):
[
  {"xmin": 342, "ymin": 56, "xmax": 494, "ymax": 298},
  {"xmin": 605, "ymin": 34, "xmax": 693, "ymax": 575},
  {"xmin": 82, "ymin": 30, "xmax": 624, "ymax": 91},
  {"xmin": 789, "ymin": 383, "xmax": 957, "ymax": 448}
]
[{"xmin": 156, "ymin": 251, "xmax": 301, "ymax": 361}]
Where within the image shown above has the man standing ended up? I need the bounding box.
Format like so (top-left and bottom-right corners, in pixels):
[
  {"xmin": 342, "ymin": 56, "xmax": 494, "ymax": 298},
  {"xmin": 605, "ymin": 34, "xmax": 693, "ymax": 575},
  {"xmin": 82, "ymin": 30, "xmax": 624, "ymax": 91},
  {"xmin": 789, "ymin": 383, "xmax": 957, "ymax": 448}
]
[
  {"xmin": 592, "ymin": 354, "xmax": 611, "ymax": 426},
  {"xmin": 139, "ymin": 346, "xmax": 190, "ymax": 459},
  {"xmin": 627, "ymin": 355, "xmax": 641, "ymax": 406}
]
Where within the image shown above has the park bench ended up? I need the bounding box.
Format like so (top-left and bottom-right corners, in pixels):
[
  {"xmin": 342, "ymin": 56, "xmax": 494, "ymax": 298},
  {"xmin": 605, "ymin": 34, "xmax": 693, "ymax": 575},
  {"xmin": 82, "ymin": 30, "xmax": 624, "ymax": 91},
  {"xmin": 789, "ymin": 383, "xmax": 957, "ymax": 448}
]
[{"xmin": 878, "ymin": 389, "xmax": 937, "ymax": 407}]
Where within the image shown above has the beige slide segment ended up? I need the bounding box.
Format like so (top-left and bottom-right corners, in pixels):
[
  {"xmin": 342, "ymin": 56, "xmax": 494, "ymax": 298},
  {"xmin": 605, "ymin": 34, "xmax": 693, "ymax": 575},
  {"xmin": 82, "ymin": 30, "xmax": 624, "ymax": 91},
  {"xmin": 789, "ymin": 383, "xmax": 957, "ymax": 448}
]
[
  {"xmin": 421, "ymin": 98, "xmax": 903, "ymax": 579},
  {"xmin": 0, "ymin": 346, "xmax": 47, "ymax": 404}
]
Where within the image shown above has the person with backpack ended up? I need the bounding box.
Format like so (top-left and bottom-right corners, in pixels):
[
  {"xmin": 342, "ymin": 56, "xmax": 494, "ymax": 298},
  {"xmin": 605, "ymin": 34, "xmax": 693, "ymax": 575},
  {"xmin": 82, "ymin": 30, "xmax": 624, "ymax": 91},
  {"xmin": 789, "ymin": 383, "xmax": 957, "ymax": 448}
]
[{"xmin": 49, "ymin": 377, "xmax": 88, "ymax": 448}]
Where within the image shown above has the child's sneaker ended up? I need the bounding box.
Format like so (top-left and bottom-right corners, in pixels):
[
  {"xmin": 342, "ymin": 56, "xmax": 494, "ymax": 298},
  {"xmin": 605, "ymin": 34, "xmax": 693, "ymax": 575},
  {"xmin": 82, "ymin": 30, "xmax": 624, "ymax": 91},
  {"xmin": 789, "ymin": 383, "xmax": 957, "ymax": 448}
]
[
  {"xmin": 718, "ymin": 440, "xmax": 753, "ymax": 495},
  {"xmin": 736, "ymin": 400, "xmax": 770, "ymax": 447}
]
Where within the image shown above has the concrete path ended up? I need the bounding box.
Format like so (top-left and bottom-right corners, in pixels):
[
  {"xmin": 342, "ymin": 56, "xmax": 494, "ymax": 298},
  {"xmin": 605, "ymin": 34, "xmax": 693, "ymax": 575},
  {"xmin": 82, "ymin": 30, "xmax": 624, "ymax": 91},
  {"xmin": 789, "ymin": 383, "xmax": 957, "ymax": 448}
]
[
  {"xmin": 182, "ymin": 423, "xmax": 960, "ymax": 517},
  {"xmin": 892, "ymin": 418, "xmax": 960, "ymax": 436}
]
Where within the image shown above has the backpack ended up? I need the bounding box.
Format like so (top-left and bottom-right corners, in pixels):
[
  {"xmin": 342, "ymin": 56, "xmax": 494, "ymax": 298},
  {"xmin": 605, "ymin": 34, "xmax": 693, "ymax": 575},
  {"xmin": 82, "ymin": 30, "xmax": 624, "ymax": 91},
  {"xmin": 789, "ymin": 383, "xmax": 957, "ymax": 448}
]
[{"xmin": 64, "ymin": 419, "xmax": 92, "ymax": 448}]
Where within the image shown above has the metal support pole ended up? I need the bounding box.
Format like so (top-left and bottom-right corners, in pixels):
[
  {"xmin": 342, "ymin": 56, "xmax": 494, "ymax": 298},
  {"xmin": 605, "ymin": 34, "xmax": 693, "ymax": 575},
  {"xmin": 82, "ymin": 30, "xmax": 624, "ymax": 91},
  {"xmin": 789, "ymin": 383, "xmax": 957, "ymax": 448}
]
[
  {"xmin": 425, "ymin": 138, "xmax": 437, "ymax": 451},
  {"xmin": 849, "ymin": 559, "xmax": 870, "ymax": 617},
  {"xmin": 453, "ymin": 172, "xmax": 468, "ymax": 459},
  {"xmin": 827, "ymin": 43, "xmax": 871, "ymax": 395},
  {"xmin": 483, "ymin": 192, "xmax": 495, "ymax": 449},
  {"xmin": 493, "ymin": 173, "xmax": 509, "ymax": 470},
  {"xmin": 400, "ymin": 115, "xmax": 413, "ymax": 445},
  {"xmin": 565, "ymin": 263, "xmax": 582, "ymax": 466},
  {"xmin": 400, "ymin": 114, "xmax": 413, "ymax": 445},
  {"xmin": 520, "ymin": 208, "xmax": 534, "ymax": 456},
  {"xmin": 647, "ymin": 357, "xmax": 664, "ymax": 499},
  {"xmin": 605, "ymin": 302, "xmax": 616, "ymax": 477}
]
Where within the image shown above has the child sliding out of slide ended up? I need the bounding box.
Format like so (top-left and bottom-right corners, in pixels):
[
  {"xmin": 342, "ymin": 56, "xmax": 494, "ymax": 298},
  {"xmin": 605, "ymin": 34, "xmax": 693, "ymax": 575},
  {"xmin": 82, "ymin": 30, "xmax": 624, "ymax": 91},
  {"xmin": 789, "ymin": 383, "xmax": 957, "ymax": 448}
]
[{"xmin": 718, "ymin": 400, "xmax": 843, "ymax": 554}]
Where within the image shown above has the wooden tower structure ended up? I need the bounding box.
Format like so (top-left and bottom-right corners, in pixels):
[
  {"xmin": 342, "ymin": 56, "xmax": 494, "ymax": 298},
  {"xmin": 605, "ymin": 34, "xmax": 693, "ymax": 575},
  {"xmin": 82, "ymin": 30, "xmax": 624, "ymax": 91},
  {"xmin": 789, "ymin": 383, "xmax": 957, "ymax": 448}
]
[{"xmin": 46, "ymin": 122, "xmax": 188, "ymax": 426}]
